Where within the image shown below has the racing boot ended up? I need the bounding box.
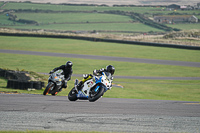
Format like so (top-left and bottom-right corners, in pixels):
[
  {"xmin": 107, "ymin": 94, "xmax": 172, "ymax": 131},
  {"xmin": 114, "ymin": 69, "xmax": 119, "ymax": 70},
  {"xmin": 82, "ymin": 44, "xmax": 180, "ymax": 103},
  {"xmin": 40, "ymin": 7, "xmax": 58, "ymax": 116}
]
[{"xmin": 61, "ymin": 80, "xmax": 67, "ymax": 89}]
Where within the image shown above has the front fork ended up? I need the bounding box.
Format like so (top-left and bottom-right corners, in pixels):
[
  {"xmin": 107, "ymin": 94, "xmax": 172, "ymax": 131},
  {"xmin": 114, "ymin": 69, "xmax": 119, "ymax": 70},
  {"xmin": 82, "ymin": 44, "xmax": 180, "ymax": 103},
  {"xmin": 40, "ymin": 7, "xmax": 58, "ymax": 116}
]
[
  {"xmin": 74, "ymin": 79, "xmax": 79, "ymax": 93},
  {"xmin": 95, "ymin": 86, "xmax": 100, "ymax": 92}
]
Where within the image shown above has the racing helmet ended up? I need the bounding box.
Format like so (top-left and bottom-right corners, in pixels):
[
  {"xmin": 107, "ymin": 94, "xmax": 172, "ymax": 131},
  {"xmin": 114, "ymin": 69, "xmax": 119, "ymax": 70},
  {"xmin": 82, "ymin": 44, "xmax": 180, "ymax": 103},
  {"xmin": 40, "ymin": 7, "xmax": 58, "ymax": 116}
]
[
  {"xmin": 66, "ymin": 61, "xmax": 73, "ymax": 68},
  {"xmin": 106, "ymin": 65, "xmax": 115, "ymax": 75}
]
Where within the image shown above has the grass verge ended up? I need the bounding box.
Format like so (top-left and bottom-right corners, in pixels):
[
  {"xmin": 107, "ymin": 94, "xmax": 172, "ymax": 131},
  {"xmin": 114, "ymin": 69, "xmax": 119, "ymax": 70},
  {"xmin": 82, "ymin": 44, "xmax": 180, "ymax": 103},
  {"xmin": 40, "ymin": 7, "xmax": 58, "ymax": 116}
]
[
  {"xmin": 1, "ymin": 74, "xmax": 200, "ymax": 101},
  {"xmin": 1, "ymin": 53, "xmax": 200, "ymax": 77},
  {"xmin": 0, "ymin": 36, "xmax": 200, "ymax": 62}
]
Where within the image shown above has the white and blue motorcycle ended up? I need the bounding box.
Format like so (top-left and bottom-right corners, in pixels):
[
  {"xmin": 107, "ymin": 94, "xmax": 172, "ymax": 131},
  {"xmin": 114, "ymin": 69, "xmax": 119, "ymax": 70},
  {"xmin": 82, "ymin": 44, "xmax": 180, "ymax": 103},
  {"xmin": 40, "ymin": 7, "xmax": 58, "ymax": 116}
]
[{"xmin": 68, "ymin": 72, "xmax": 113, "ymax": 102}]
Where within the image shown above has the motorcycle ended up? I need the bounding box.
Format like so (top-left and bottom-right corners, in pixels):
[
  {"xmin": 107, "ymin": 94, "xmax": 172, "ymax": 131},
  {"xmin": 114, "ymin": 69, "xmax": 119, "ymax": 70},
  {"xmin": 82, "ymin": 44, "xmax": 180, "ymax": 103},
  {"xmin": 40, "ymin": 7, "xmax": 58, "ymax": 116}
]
[
  {"xmin": 68, "ymin": 72, "xmax": 113, "ymax": 102},
  {"xmin": 43, "ymin": 69, "xmax": 65, "ymax": 96}
]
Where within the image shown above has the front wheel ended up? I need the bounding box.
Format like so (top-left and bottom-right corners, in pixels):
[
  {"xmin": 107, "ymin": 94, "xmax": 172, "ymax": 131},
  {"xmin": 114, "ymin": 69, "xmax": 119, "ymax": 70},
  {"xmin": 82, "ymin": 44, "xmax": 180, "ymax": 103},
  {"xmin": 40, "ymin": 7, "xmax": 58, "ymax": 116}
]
[
  {"xmin": 68, "ymin": 87, "xmax": 78, "ymax": 101},
  {"xmin": 88, "ymin": 86, "xmax": 104, "ymax": 102},
  {"xmin": 43, "ymin": 82, "xmax": 55, "ymax": 95}
]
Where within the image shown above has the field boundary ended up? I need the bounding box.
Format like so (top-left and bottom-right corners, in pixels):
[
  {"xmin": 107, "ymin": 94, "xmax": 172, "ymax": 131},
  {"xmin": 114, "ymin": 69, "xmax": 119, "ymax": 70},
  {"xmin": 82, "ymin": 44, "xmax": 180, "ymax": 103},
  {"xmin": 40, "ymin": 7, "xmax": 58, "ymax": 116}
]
[{"xmin": 0, "ymin": 32, "xmax": 200, "ymax": 50}]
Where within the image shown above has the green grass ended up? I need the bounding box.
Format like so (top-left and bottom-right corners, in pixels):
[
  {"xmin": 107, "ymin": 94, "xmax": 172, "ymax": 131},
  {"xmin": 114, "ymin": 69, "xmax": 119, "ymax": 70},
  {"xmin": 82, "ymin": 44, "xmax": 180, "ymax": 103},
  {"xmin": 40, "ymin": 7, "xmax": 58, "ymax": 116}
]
[
  {"xmin": 2, "ymin": 2, "xmax": 200, "ymax": 34},
  {"xmin": 105, "ymin": 78, "xmax": 200, "ymax": 101},
  {"xmin": 3, "ymin": 2, "xmax": 200, "ymax": 15},
  {"xmin": 0, "ymin": 22, "xmax": 163, "ymax": 32},
  {"xmin": 14, "ymin": 13, "xmax": 133, "ymax": 24},
  {"xmin": 0, "ymin": 36, "xmax": 200, "ymax": 62},
  {"xmin": 1, "ymin": 76, "xmax": 200, "ymax": 102},
  {"xmin": 167, "ymin": 23, "xmax": 200, "ymax": 30},
  {"xmin": 0, "ymin": 15, "xmax": 16, "ymax": 25},
  {"xmin": 1, "ymin": 3, "xmax": 165, "ymax": 13},
  {"xmin": 1, "ymin": 2, "xmax": 200, "ymax": 37},
  {"xmin": 0, "ymin": 2, "xmax": 3, "ymax": 5},
  {"xmin": 1, "ymin": 53, "xmax": 200, "ymax": 77}
]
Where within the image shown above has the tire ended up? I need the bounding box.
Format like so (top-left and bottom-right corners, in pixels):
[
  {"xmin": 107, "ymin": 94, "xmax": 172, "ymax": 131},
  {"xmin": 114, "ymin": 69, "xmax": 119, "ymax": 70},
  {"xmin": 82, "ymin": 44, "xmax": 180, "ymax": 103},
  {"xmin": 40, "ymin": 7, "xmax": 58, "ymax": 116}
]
[
  {"xmin": 68, "ymin": 87, "xmax": 78, "ymax": 101},
  {"xmin": 51, "ymin": 91, "xmax": 58, "ymax": 96},
  {"xmin": 88, "ymin": 85, "xmax": 104, "ymax": 102},
  {"xmin": 43, "ymin": 82, "xmax": 54, "ymax": 95}
]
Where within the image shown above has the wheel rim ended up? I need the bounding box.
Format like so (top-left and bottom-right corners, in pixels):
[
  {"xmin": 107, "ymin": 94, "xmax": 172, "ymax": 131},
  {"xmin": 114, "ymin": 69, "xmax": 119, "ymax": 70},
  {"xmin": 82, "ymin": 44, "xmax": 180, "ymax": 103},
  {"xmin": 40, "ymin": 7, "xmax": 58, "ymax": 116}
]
[
  {"xmin": 71, "ymin": 88, "xmax": 77, "ymax": 95},
  {"xmin": 89, "ymin": 88, "xmax": 99, "ymax": 98}
]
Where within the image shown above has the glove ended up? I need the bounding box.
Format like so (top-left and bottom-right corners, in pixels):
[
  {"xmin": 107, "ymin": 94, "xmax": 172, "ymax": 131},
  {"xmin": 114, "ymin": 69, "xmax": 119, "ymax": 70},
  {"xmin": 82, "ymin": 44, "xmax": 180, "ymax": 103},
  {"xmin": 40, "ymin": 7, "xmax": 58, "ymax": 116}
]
[
  {"xmin": 111, "ymin": 76, "xmax": 114, "ymax": 80},
  {"xmin": 49, "ymin": 70, "xmax": 54, "ymax": 74},
  {"xmin": 93, "ymin": 70, "xmax": 97, "ymax": 75},
  {"xmin": 83, "ymin": 74, "xmax": 88, "ymax": 79},
  {"xmin": 100, "ymin": 68, "xmax": 105, "ymax": 71}
]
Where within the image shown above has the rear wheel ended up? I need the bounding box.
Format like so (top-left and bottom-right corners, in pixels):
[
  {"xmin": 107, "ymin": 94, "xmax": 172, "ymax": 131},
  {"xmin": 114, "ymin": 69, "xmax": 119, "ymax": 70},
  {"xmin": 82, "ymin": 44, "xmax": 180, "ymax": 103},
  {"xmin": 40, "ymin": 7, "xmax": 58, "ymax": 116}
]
[
  {"xmin": 88, "ymin": 85, "xmax": 104, "ymax": 102},
  {"xmin": 43, "ymin": 82, "xmax": 54, "ymax": 95},
  {"xmin": 68, "ymin": 87, "xmax": 78, "ymax": 101}
]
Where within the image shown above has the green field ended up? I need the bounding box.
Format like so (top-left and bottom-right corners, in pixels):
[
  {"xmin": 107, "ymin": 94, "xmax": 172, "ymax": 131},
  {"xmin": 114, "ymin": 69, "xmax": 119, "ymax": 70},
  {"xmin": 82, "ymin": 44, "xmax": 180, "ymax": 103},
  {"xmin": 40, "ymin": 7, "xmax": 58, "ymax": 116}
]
[
  {"xmin": 1, "ymin": 2, "xmax": 200, "ymax": 33},
  {"xmin": 14, "ymin": 13, "xmax": 133, "ymax": 23},
  {"xmin": 0, "ymin": 15, "xmax": 15, "ymax": 25},
  {"xmin": 0, "ymin": 2, "xmax": 3, "ymax": 6},
  {"xmin": 1, "ymin": 52, "xmax": 200, "ymax": 77},
  {"xmin": 167, "ymin": 23, "xmax": 200, "ymax": 30},
  {"xmin": 1, "ymin": 22, "xmax": 164, "ymax": 32},
  {"xmin": 1, "ymin": 36, "xmax": 200, "ymax": 62},
  {"xmin": 0, "ymin": 11, "xmax": 164, "ymax": 32},
  {"xmin": 1, "ymin": 3, "xmax": 166, "ymax": 12},
  {"xmin": 2, "ymin": 2, "xmax": 200, "ymax": 14},
  {"xmin": 0, "ymin": 36, "xmax": 200, "ymax": 101}
]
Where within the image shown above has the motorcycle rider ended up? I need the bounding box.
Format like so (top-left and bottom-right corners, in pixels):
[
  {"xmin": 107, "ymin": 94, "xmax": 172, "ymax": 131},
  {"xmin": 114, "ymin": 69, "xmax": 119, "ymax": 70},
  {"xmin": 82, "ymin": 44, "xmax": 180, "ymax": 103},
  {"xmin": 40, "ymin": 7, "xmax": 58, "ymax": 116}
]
[
  {"xmin": 49, "ymin": 61, "xmax": 73, "ymax": 91},
  {"xmin": 93, "ymin": 65, "xmax": 115, "ymax": 77},
  {"xmin": 76, "ymin": 65, "xmax": 115, "ymax": 91}
]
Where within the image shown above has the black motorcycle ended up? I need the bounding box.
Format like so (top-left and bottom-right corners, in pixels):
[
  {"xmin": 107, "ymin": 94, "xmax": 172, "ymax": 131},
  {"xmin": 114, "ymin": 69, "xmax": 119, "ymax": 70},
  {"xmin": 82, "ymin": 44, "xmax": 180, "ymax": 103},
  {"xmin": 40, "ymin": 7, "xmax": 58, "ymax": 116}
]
[{"xmin": 43, "ymin": 69, "xmax": 65, "ymax": 96}]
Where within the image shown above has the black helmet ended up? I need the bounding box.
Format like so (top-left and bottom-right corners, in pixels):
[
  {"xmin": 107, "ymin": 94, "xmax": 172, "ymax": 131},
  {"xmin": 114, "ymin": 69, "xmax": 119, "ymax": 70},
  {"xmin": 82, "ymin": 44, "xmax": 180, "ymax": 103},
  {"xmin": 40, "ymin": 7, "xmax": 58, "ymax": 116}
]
[
  {"xmin": 66, "ymin": 61, "xmax": 73, "ymax": 68},
  {"xmin": 106, "ymin": 65, "xmax": 115, "ymax": 75}
]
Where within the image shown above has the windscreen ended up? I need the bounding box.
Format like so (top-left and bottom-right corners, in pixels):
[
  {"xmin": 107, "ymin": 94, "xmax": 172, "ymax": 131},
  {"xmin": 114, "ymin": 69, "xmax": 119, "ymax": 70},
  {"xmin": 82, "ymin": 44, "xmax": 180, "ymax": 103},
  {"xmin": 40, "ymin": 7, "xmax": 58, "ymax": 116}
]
[{"xmin": 104, "ymin": 72, "xmax": 112, "ymax": 80}]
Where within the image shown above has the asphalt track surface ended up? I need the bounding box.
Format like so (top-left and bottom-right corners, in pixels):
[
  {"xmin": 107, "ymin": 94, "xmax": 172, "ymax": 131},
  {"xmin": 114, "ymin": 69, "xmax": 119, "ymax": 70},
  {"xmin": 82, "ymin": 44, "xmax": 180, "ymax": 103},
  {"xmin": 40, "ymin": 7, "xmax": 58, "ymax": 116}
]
[
  {"xmin": 0, "ymin": 94, "xmax": 200, "ymax": 132},
  {"xmin": 1, "ymin": 49, "xmax": 200, "ymax": 132}
]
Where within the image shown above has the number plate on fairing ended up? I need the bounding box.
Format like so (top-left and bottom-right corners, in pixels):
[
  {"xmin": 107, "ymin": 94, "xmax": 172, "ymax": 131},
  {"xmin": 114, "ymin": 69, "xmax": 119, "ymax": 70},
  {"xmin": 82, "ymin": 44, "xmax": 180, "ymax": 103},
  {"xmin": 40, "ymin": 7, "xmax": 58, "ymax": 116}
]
[{"xmin": 81, "ymin": 79, "xmax": 95, "ymax": 96}]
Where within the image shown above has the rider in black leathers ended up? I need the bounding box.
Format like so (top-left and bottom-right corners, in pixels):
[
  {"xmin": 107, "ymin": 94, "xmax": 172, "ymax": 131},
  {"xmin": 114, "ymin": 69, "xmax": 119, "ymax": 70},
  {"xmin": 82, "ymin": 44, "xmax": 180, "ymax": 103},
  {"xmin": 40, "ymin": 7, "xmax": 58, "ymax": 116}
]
[
  {"xmin": 76, "ymin": 65, "xmax": 115, "ymax": 91},
  {"xmin": 93, "ymin": 65, "xmax": 115, "ymax": 77},
  {"xmin": 49, "ymin": 61, "xmax": 73, "ymax": 90}
]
